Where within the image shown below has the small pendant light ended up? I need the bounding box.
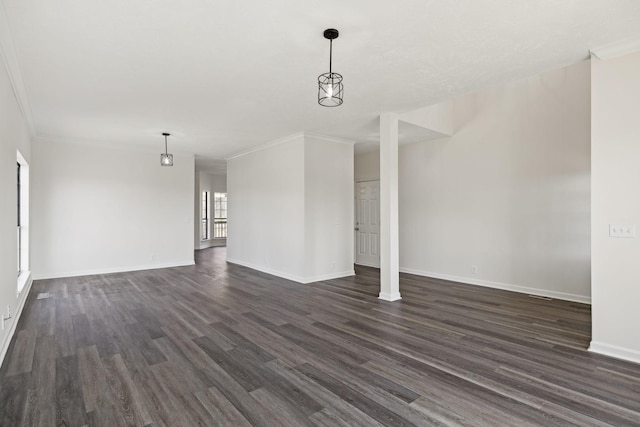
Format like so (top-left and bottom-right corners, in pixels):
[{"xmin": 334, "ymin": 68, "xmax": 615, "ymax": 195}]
[
  {"xmin": 160, "ymin": 132, "xmax": 173, "ymax": 166},
  {"xmin": 318, "ymin": 28, "xmax": 343, "ymax": 107}
]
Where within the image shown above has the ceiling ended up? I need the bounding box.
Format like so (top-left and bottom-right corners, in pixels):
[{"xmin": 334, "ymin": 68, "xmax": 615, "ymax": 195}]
[{"xmin": 3, "ymin": 1, "xmax": 640, "ymax": 171}]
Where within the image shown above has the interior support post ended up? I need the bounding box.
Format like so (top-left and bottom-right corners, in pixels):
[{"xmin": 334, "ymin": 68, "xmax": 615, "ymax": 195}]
[{"xmin": 379, "ymin": 112, "xmax": 401, "ymax": 301}]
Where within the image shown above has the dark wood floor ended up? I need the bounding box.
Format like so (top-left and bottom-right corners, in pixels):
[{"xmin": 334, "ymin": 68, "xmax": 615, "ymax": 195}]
[{"xmin": 1, "ymin": 248, "xmax": 639, "ymax": 426}]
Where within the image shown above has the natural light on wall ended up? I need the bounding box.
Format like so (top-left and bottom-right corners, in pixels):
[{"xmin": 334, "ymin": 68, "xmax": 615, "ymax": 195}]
[{"xmin": 16, "ymin": 150, "xmax": 29, "ymax": 292}]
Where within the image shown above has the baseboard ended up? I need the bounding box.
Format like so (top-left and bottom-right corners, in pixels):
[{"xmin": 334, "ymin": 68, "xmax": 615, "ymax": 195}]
[
  {"xmin": 32, "ymin": 260, "xmax": 196, "ymax": 280},
  {"xmin": 305, "ymin": 270, "xmax": 356, "ymax": 283},
  {"xmin": 399, "ymin": 267, "xmax": 591, "ymax": 304},
  {"xmin": 379, "ymin": 292, "xmax": 402, "ymax": 301},
  {"xmin": 226, "ymin": 258, "xmax": 307, "ymax": 283},
  {"xmin": 0, "ymin": 272, "xmax": 33, "ymax": 368},
  {"xmin": 589, "ymin": 341, "xmax": 640, "ymax": 365},
  {"xmin": 226, "ymin": 258, "xmax": 354, "ymax": 284}
]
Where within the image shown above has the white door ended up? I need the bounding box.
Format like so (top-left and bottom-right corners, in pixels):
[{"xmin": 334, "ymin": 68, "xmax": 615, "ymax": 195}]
[{"xmin": 355, "ymin": 180, "xmax": 380, "ymax": 267}]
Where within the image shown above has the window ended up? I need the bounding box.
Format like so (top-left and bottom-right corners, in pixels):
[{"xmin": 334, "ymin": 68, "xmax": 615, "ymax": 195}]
[
  {"xmin": 201, "ymin": 191, "xmax": 210, "ymax": 240},
  {"xmin": 17, "ymin": 151, "xmax": 29, "ymax": 291},
  {"xmin": 17, "ymin": 162, "xmax": 21, "ymax": 275},
  {"xmin": 213, "ymin": 192, "xmax": 227, "ymax": 238}
]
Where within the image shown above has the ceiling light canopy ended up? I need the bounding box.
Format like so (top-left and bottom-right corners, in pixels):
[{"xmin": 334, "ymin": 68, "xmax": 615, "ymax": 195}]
[
  {"xmin": 318, "ymin": 28, "xmax": 343, "ymax": 107},
  {"xmin": 160, "ymin": 132, "xmax": 173, "ymax": 166}
]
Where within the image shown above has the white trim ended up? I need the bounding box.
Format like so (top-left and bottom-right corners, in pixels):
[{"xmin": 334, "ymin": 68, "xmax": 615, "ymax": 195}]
[
  {"xmin": 32, "ymin": 260, "xmax": 195, "ymax": 280},
  {"xmin": 305, "ymin": 270, "xmax": 355, "ymax": 283},
  {"xmin": 0, "ymin": 0, "xmax": 36, "ymax": 135},
  {"xmin": 225, "ymin": 132, "xmax": 304, "ymax": 160},
  {"xmin": 226, "ymin": 258, "xmax": 354, "ymax": 284},
  {"xmin": 0, "ymin": 272, "xmax": 33, "ymax": 367},
  {"xmin": 226, "ymin": 131, "xmax": 356, "ymax": 160},
  {"xmin": 304, "ymin": 132, "xmax": 356, "ymax": 145},
  {"xmin": 589, "ymin": 341, "xmax": 640, "ymax": 365},
  {"xmin": 34, "ymin": 135, "xmax": 197, "ymax": 157},
  {"xmin": 590, "ymin": 37, "xmax": 640, "ymax": 60},
  {"xmin": 226, "ymin": 257, "xmax": 307, "ymax": 283},
  {"xmin": 399, "ymin": 267, "xmax": 591, "ymax": 304},
  {"xmin": 379, "ymin": 292, "xmax": 402, "ymax": 301},
  {"xmin": 17, "ymin": 270, "xmax": 30, "ymax": 293}
]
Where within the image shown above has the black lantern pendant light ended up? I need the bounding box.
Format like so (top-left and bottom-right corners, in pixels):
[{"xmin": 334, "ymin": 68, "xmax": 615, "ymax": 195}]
[
  {"xmin": 318, "ymin": 28, "xmax": 343, "ymax": 107},
  {"xmin": 160, "ymin": 132, "xmax": 173, "ymax": 166}
]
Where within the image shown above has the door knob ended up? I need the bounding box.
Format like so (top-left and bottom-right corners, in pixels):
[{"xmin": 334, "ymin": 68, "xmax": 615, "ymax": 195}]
[{"xmin": 354, "ymin": 227, "xmax": 360, "ymax": 231}]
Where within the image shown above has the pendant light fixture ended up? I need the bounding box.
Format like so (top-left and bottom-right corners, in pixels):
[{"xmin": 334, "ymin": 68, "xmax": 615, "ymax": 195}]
[
  {"xmin": 318, "ymin": 28, "xmax": 343, "ymax": 107},
  {"xmin": 160, "ymin": 132, "xmax": 173, "ymax": 166}
]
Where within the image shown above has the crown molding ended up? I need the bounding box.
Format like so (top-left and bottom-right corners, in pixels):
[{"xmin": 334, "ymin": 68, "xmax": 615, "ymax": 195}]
[
  {"xmin": 0, "ymin": 0, "xmax": 36, "ymax": 135},
  {"xmin": 304, "ymin": 132, "xmax": 356, "ymax": 145},
  {"xmin": 590, "ymin": 37, "xmax": 640, "ymax": 61},
  {"xmin": 34, "ymin": 135, "xmax": 197, "ymax": 157},
  {"xmin": 225, "ymin": 131, "xmax": 356, "ymax": 160},
  {"xmin": 225, "ymin": 131, "xmax": 305, "ymax": 160}
]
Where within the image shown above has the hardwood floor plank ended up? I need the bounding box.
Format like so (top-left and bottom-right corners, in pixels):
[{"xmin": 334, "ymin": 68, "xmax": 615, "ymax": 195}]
[
  {"xmin": 194, "ymin": 386, "xmax": 253, "ymax": 427},
  {"xmin": 55, "ymin": 355, "xmax": 88, "ymax": 426},
  {"xmin": 149, "ymin": 362, "xmax": 212, "ymax": 426},
  {"xmin": 309, "ymin": 408, "xmax": 365, "ymax": 427},
  {"xmin": 54, "ymin": 297, "xmax": 76, "ymax": 357},
  {"xmin": 297, "ymin": 362, "xmax": 416, "ymax": 427},
  {"xmin": 108, "ymin": 353, "xmax": 155, "ymax": 426},
  {"xmin": 122, "ymin": 321, "xmax": 167, "ymax": 366},
  {"xmin": 198, "ymin": 361, "xmax": 274, "ymax": 427},
  {"xmin": 194, "ymin": 334, "xmax": 266, "ymax": 392},
  {"xmin": 249, "ymin": 386, "xmax": 315, "ymax": 427},
  {"xmin": 5, "ymin": 329, "xmax": 36, "ymax": 376},
  {"xmin": 209, "ymin": 321, "xmax": 276, "ymax": 363},
  {"xmin": 0, "ymin": 373, "xmax": 29, "ymax": 426},
  {"xmin": 77, "ymin": 345, "xmax": 110, "ymax": 413},
  {"xmin": 159, "ymin": 324, "xmax": 217, "ymax": 370},
  {"xmin": 265, "ymin": 358, "xmax": 386, "ymax": 427},
  {"xmin": 29, "ymin": 335, "xmax": 57, "ymax": 427}
]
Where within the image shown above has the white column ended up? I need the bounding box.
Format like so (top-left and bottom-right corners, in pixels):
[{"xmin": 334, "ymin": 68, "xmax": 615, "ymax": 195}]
[{"xmin": 379, "ymin": 113, "xmax": 401, "ymax": 301}]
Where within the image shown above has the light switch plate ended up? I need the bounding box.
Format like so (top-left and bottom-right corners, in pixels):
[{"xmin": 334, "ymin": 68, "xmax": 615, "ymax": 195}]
[{"xmin": 609, "ymin": 224, "xmax": 636, "ymax": 238}]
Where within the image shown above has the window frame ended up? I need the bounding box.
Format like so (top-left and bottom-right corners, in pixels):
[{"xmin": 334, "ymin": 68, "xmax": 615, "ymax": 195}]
[
  {"xmin": 201, "ymin": 191, "xmax": 210, "ymax": 241},
  {"xmin": 213, "ymin": 192, "xmax": 227, "ymax": 239}
]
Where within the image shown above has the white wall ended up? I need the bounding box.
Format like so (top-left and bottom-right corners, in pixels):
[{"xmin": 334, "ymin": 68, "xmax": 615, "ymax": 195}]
[
  {"xmin": 355, "ymin": 60, "xmax": 591, "ymax": 303},
  {"xmin": 227, "ymin": 135, "xmax": 306, "ymax": 280},
  {"xmin": 32, "ymin": 140, "xmax": 195, "ymax": 278},
  {"xmin": 304, "ymin": 135, "xmax": 354, "ymax": 281},
  {"xmin": 228, "ymin": 133, "xmax": 354, "ymax": 283},
  {"xmin": 590, "ymin": 51, "xmax": 640, "ymax": 363},
  {"xmin": 210, "ymin": 174, "xmax": 227, "ymax": 193},
  {"xmin": 0, "ymin": 54, "xmax": 33, "ymax": 364},
  {"xmin": 354, "ymin": 149, "xmax": 380, "ymax": 182}
]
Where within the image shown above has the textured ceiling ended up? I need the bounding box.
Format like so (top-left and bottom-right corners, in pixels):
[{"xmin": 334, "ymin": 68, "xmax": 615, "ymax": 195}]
[{"xmin": 3, "ymin": 0, "xmax": 640, "ymax": 167}]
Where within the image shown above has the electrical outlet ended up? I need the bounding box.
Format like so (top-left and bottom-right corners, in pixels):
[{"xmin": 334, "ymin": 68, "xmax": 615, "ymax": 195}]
[
  {"xmin": 471, "ymin": 265, "xmax": 478, "ymax": 274},
  {"xmin": 609, "ymin": 224, "xmax": 636, "ymax": 238}
]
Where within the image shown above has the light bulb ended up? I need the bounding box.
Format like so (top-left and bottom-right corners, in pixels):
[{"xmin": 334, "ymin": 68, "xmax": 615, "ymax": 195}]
[{"xmin": 326, "ymin": 83, "xmax": 333, "ymax": 98}]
